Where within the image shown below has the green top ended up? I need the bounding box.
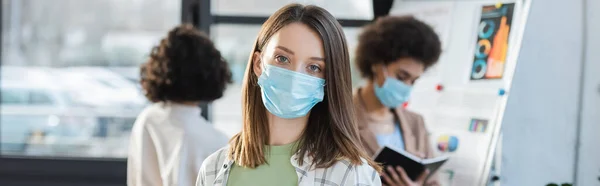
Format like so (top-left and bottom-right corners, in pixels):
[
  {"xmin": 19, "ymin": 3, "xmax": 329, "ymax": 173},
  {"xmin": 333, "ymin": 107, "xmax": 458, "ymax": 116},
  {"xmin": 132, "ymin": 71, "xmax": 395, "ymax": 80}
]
[{"xmin": 227, "ymin": 142, "xmax": 299, "ymax": 186}]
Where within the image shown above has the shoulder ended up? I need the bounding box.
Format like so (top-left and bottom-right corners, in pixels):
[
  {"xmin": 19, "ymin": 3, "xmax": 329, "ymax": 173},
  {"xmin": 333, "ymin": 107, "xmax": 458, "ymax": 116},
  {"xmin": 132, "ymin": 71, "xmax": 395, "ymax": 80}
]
[
  {"xmin": 397, "ymin": 108, "xmax": 426, "ymax": 127},
  {"xmin": 134, "ymin": 104, "xmax": 167, "ymax": 126},
  {"xmin": 188, "ymin": 115, "xmax": 227, "ymax": 138},
  {"xmin": 326, "ymin": 158, "xmax": 381, "ymax": 185},
  {"xmin": 398, "ymin": 108, "xmax": 423, "ymax": 120},
  {"xmin": 197, "ymin": 147, "xmax": 229, "ymax": 186},
  {"xmin": 142, "ymin": 103, "xmax": 167, "ymax": 115},
  {"xmin": 186, "ymin": 115, "xmax": 228, "ymax": 142},
  {"xmin": 199, "ymin": 146, "xmax": 229, "ymax": 172},
  {"xmin": 131, "ymin": 105, "xmax": 158, "ymax": 133}
]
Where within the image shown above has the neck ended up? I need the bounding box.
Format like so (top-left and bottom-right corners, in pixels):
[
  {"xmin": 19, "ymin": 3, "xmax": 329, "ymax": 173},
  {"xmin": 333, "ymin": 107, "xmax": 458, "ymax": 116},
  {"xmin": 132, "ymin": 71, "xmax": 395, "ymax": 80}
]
[
  {"xmin": 173, "ymin": 101, "xmax": 201, "ymax": 106},
  {"xmin": 267, "ymin": 112, "xmax": 308, "ymax": 146},
  {"xmin": 361, "ymin": 81, "xmax": 389, "ymax": 116}
]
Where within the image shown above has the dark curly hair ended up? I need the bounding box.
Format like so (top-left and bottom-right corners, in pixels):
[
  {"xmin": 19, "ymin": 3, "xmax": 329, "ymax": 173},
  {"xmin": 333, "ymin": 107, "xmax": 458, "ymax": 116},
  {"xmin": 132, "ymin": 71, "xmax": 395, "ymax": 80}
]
[
  {"xmin": 355, "ymin": 16, "xmax": 442, "ymax": 79},
  {"xmin": 140, "ymin": 24, "xmax": 232, "ymax": 103}
]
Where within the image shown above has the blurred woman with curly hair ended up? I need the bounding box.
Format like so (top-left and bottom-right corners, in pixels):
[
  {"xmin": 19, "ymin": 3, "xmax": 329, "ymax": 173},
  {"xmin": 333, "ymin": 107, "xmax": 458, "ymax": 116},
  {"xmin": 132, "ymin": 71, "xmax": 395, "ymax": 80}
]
[
  {"xmin": 353, "ymin": 16, "xmax": 442, "ymax": 186},
  {"xmin": 128, "ymin": 24, "xmax": 232, "ymax": 186}
]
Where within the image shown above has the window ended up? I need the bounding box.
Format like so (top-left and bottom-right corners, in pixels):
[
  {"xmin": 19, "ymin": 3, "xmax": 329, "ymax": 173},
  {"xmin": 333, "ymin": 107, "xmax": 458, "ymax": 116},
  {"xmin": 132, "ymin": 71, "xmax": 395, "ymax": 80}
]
[
  {"xmin": 343, "ymin": 27, "xmax": 364, "ymax": 87},
  {"xmin": 210, "ymin": 24, "xmax": 261, "ymax": 137},
  {"xmin": 29, "ymin": 90, "xmax": 55, "ymax": 105},
  {"xmin": 1, "ymin": 89, "xmax": 28, "ymax": 104},
  {"xmin": 1, "ymin": 0, "xmax": 180, "ymax": 158},
  {"xmin": 212, "ymin": 0, "xmax": 373, "ymax": 20},
  {"xmin": 0, "ymin": 115, "xmax": 53, "ymax": 155}
]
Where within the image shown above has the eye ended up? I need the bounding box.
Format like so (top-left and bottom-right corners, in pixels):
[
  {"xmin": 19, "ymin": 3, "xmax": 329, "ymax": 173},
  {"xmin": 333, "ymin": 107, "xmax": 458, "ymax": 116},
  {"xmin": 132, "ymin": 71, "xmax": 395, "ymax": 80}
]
[
  {"xmin": 308, "ymin": 64, "xmax": 322, "ymax": 73},
  {"xmin": 395, "ymin": 75, "xmax": 406, "ymax": 81},
  {"xmin": 275, "ymin": 55, "xmax": 290, "ymax": 63}
]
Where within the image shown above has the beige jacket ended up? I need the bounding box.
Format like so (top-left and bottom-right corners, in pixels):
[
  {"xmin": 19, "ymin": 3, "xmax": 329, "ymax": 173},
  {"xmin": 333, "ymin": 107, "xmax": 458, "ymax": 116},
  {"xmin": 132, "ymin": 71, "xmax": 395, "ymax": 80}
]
[
  {"xmin": 354, "ymin": 89, "xmax": 439, "ymax": 184},
  {"xmin": 353, "ymin": 89, "xmax": 434, "ymax": 160}
]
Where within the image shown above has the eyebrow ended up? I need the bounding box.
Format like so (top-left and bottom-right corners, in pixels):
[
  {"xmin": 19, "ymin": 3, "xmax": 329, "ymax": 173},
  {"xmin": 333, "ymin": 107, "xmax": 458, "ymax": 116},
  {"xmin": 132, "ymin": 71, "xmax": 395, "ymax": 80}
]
[
  {"xmin": 310, "ymin": 57, "xmax": 325, "ymax": 61},
  {"xmin": 276, "ymin": 46, "xmax": 295, "ymax": 55},
  {"xmin": 277, "ymin": 46, "xmax": 325, "ymax": 61},
  {"xmin": 398, "ymin": 69, "xmax": 418, "ymax": 79}
]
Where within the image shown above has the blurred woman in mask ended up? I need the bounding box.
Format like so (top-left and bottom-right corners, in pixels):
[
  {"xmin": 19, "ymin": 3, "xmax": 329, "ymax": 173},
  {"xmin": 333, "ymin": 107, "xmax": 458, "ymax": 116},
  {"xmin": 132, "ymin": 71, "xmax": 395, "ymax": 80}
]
[
  {"xmin": 353, "ymin": 16, "xmax": 442, "ymax": 186},
  {"xmin": 128, "ymin": 24, "xmax": 232, "ymax": 186},
  {"xmin": 196, "ymin": 4, "xmax": 381, "ymax": 186}
]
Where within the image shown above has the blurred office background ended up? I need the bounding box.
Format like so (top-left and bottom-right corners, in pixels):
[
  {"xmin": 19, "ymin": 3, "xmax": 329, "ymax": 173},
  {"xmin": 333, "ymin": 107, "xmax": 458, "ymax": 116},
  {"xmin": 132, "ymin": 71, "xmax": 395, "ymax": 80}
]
[{"xmin": 0, "ymin": 0, "xmax": 598, "ymax": 186}]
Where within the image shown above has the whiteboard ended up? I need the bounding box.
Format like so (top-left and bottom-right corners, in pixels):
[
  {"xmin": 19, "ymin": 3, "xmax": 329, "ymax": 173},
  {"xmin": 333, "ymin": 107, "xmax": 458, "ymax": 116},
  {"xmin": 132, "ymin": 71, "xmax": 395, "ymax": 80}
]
[{"xmin": 389, "ymin": 0, "xmax": 531, "ymax": 185}]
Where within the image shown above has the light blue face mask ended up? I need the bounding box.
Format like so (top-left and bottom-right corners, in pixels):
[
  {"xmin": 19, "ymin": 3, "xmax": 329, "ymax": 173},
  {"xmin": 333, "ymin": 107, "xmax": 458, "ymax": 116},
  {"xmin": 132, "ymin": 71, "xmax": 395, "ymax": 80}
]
[
  {"xmin": 374, "ymin": 68, "xmax": 412, "ymax": 108},
  {"xmin": 257, "ymin": 64, "xmax": 326, "ymax": 119}
]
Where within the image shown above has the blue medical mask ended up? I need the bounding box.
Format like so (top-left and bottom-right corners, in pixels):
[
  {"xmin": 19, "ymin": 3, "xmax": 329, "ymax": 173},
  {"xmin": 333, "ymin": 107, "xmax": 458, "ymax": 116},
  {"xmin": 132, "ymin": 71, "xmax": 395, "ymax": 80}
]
[
  {"xmin": 374, "ymin": 68, "xmax": 412, "ymax": 108},
  {"xmin": 257, "ymin": 64, "xmax": 325, "ymax": 119}
]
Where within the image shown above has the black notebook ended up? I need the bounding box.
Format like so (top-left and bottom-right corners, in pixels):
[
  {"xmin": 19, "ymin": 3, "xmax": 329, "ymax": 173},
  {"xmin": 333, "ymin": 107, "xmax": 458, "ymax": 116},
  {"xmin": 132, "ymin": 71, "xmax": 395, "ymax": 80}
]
[{"xmin": 373, "ymin": 146, "xmax": 449, "ymax": 181}]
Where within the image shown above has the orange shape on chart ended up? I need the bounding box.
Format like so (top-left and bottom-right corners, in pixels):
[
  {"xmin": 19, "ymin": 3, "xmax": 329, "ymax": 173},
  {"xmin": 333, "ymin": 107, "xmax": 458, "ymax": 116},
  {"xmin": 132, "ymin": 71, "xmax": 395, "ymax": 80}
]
[{"xmin": 486, "ymin": 16, "xmax": 510, "ymax": 78}]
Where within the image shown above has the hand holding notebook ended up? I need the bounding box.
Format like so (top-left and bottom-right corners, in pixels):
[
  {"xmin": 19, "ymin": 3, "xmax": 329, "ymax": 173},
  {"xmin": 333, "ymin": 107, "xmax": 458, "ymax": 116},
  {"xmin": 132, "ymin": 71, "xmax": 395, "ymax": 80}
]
[
  {"xmin": 381, "ymin": 165, "xmax": 430, "ymax": 186},
  {"xmin": 374, "ymin": 146, "xmax": 449, "ymax": 184}
]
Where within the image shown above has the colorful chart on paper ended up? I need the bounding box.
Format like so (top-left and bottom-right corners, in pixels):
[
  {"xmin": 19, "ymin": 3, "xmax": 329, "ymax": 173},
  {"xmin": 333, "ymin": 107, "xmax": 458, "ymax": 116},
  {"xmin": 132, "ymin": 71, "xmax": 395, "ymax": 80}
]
[
  {"xmin": 437, "ymin": 135, "xmax": 459, "ymax": 152},
  {"xmin": 469, "ymin": 119, "xmax": 489, "ymax": 133},
  {"xmin": 471, "ymin": 3, "xmax": 515, "ymax": 80}
]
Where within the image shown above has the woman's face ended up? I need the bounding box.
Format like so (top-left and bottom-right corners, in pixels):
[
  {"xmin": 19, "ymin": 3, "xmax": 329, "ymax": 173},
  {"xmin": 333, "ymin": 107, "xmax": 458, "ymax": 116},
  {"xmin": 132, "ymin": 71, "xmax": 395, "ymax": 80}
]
[
  {"xmin": 253, "ymin": 22, "xmax": 326, "ymax": 79},
  {"xmin": 373, "ymin": 58, "xmax": 425, "ymax": 86}
]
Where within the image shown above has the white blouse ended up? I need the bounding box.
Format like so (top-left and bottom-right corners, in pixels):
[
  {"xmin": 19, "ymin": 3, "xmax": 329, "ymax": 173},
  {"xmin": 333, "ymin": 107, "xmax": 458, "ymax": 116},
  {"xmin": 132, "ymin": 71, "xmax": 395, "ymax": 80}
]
[{"xmin": 128, "ymin": 102, "xmax": 228, "ymax": 186}]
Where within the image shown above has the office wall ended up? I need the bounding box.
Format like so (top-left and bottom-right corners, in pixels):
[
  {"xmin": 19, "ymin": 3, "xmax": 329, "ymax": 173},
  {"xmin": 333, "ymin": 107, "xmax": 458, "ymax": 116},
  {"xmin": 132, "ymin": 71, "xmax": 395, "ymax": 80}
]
[
  {"xmin": 576, "ymin": 0, "xmax": 600, "ymax": 185},
  {"xmin": 501, "ymin": 0, "xmax": 584, "ymax": 185}
]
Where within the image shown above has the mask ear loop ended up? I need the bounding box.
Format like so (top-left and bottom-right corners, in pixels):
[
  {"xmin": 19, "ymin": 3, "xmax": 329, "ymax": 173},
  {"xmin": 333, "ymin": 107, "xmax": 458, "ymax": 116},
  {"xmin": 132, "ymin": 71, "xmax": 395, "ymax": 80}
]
[{"xmin": 378, "ymin": 65, "xmax": 391, "ymax": 87}]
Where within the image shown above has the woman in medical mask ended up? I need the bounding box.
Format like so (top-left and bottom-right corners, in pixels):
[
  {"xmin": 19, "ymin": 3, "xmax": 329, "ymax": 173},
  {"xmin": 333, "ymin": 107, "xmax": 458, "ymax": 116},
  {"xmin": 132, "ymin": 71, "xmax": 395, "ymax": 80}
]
[
  {"xmin": 353, "ymin": 16, "xmax": 442, "ymax": 186},
  {"xmin": 197, "ymin": 4, "xmax": 381, "ymax": 186}
]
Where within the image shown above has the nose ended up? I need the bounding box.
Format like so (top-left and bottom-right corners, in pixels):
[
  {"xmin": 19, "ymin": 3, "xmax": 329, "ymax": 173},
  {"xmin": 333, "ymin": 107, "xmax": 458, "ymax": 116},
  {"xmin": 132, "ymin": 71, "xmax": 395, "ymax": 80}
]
[{"xmin": 291, "ymin": 61, "xmax": 308, "ymax": 74}]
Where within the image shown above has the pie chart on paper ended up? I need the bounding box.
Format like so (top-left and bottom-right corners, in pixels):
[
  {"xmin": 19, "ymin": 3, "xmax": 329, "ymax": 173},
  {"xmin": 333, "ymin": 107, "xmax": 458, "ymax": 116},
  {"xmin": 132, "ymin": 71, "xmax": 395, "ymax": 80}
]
[{"xmin": 437, "ymin": 135, "xmax": 459, "ymax": 152}]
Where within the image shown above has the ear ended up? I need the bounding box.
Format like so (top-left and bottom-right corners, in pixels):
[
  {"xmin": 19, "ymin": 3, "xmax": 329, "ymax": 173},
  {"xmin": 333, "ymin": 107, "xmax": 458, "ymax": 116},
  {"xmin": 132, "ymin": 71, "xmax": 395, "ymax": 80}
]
[
  {"xmin": 253, "ymin": 51, "xmax": 263, "ymax": 77},
  {"xmin": 371, "ymin": 63, "xmax": 385, "ymax": 77},
  {"xmin": 371, "ymin": 63, "xmax": 385, "ymax": 86},
  {"xmin": 370, "ymin": 64, "xmax": 378, "ymax": 75}
]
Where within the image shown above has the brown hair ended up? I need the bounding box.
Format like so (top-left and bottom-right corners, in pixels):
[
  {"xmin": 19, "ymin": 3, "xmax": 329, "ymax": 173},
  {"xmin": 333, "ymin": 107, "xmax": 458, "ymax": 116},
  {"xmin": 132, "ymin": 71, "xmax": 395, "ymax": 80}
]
[{"xmin": 228, "ymin": 3, "xmax": 379, "ymax": 170}]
